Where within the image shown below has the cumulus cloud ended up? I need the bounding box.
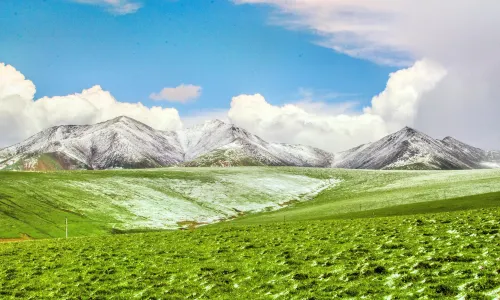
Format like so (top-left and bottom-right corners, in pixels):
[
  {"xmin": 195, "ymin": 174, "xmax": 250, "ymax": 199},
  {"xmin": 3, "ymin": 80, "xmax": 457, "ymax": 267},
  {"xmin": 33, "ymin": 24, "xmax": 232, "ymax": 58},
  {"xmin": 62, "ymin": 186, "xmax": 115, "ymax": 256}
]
[
  {"xmin": 364, "ymin": 60, "xmax": 447, "ymax": 132},
  {"xmin": 0, "ymin": 63, "xmax": 182, "ymax": 147},
  {"xmin": 70, "ymin": 0, "xmax": 142, "ymax": 15},
  {"xmin": 150, "ymin": 84, "xmax": 202, "ymax": 103},
  {"xmin": 0, "ymin": 59, "xmax": 447, "ymax": 153},
  {"xmin": 228, "ymin": 59, "xmax": 446, "ymax": 152},
  {"xmin": 234, "ymin": 0, "xmax": 500, "ymax": 150}
]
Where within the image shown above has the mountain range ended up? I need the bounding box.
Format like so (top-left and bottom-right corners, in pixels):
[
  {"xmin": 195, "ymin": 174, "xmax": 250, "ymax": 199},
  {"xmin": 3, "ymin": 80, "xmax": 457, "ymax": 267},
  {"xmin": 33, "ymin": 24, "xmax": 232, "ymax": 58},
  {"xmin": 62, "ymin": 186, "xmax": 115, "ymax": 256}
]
[
  {"xmin": 0, "ymin": 116, "xmax": 498, "ymax": 171},
  {"xmin": 0, "ymin": 116, "xmax": 334, "ymax": 170}
]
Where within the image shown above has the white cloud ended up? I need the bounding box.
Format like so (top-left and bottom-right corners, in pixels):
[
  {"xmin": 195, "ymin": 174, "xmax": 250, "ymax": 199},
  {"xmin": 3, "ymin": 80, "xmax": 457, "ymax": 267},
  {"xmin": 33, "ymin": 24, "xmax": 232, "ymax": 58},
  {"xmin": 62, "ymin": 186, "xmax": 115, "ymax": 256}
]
[
  {"xmin": 0, "ymin": 59, "xmax": 447, "ymax": 153},
  {"xmin": 150, "ymin": 84, "xmax": 202, "ymax": 103},
  {"xmin": 294, "ymin": 88, "xmax": 360, "ymax": 116},
  {"xmin": 228, "ymin": 59, "xmax": 446, "ymax": 152},
  {"xmin": 0, "ymin": 63, "xmax": 182, "ymax": 147},
  {"xmin": 233, "ymin": 0, "xmax": 413, "ymax": 65},
  {"xmin": 293, "ymin": 100, "xmax": 358, "ymax": 117},
  {"xmin": 364, "ymin": 59, "xmax": 447, "ymax": 132},
  {"xmin": 70, "ymin": 0, "xmax": 142, "ymax": 15},
  {"xmin": 234, "ymin": 0, "xmax": 500, "ymax": 150}
]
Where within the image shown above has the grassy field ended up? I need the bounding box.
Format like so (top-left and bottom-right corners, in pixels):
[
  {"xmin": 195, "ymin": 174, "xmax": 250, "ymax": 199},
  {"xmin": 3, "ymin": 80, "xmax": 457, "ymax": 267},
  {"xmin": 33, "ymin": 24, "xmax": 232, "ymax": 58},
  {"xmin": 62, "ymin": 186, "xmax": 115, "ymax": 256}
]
[
  {"xmin": 1, "ymin": 208, "xmax": 499, "ymax": 299},
  {"xmin": 222, "ymin": 168, "xmax": 500, "ymax": 225},
  {"xmin": 0, "ymin": 168, "xmax": 337, "ymax": 238},
  {"xmin": 1, "ymin": 167, "xmax": 500, "ymax": 298},
  {"xmin": 1, "ymin": 168, "xmax": 500, "ymax": 238},
  {"xmin": 330, "ymin": 191, "xmax": 500, "ymax": 220}
]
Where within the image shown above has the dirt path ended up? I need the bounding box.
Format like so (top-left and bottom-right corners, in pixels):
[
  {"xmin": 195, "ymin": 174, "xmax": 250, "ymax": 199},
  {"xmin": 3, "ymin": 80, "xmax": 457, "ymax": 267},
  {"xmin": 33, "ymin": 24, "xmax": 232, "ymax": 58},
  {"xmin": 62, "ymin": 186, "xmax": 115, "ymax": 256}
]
[{"xmin": 0, "ymin": 234, "xmax": 32, "ymax": 243}]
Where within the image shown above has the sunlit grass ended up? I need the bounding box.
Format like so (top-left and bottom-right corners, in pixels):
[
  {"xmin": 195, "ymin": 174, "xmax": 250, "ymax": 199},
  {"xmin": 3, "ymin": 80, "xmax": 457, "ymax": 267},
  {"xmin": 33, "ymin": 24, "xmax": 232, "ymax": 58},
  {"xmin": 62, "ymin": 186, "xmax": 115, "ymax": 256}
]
[
  {"xmin": 2, "ymin": 167, "xmax": 500, "ymax": 239},
  {"xmin": 1, "ymin": 208, "xmax": 499, "ymax": 298}
]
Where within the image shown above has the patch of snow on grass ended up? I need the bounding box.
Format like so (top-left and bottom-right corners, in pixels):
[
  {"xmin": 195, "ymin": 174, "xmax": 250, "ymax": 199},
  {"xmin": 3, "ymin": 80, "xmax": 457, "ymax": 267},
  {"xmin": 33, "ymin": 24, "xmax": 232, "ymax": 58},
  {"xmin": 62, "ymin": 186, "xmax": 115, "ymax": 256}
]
[{"xmin": 66, "ymin": 171, "xmax": 340, "ymax": 230}]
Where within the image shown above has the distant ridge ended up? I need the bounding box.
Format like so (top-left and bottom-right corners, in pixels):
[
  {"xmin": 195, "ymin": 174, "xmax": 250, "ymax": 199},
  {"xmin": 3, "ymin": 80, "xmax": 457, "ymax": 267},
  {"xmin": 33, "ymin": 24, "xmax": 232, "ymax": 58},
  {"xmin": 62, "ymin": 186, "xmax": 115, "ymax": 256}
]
[
  {"xmin": 0, "ymin": 118, "xmax": 498, "ymax": 170},
  {"xmin": 333, "ymin": 126, "xmax": 500, "ymax": 170},
  {"xmin": 0, "ymin": 116, "xmax": 334, "ymax": 170}
]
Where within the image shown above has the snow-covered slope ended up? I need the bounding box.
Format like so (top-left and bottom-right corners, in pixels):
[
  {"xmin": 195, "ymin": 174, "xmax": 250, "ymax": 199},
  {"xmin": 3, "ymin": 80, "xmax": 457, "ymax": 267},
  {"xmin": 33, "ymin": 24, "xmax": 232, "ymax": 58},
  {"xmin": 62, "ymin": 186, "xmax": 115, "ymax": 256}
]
[
  {"xmin": 181, "ymin": 121, "xmax": 334, "ymax": 167},
  {"xmin": 1, "ymin": 117, "xmax": 497, "ymax": 171},
  {"xmin": 333, "ymin": 127, "xmax": 500, "ymax": 170},
  {"xmin": 0, "ymin": 117, "xmax": 333, "ymax": 170},
  {"xmin": 0, "ymin": 117, "xmax": 185, "ymax": 170}
]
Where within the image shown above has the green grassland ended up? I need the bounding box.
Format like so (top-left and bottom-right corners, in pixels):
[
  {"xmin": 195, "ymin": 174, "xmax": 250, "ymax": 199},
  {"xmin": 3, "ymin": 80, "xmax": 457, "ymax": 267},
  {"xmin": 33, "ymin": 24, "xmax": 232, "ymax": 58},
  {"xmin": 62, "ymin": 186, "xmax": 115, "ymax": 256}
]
[
  {"xmin": 1, "ymin": 167, "xmax": 500, "ymax": 298},
  {"xmin": 1, "ymin": 208, "xmax": 499, "ymax": 299},
  {"xmin": 1, "ymin": 168, "xmax": 500, "ymax": 238},
  {"xmin": 224, "ymin": 168, "xmax": 500, "ymax": 225},
  {"xmin": 0, "ymin": 167, "xmax": 340, "ymax": 238}
]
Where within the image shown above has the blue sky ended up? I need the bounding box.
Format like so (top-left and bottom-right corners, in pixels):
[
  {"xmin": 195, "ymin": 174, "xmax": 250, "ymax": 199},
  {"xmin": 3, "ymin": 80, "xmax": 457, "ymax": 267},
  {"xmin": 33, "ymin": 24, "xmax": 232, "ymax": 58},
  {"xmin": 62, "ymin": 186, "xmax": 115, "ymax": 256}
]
[
  {"xmin": 0, "ymin": 0, "xmax": 396, "ymax": 116},
  {"xmin": 1, "ymin": 0, "xmax": 498, "ymax": 151}
]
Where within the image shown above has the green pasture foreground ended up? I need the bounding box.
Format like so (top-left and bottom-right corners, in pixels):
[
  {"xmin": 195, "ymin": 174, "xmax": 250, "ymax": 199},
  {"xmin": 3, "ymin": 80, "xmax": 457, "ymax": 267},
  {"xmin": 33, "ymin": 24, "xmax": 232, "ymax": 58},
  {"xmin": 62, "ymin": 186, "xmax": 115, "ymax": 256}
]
[{"xmin": 1, "ymin": 208, "xmax": 499, "ymax": 299}]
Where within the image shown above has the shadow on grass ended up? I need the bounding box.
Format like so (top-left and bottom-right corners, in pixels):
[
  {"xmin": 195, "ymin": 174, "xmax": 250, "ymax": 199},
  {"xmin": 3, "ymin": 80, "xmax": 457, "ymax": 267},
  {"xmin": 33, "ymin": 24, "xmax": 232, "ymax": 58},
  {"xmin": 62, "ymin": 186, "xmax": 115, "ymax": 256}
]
[{"xmin": 329, "ymin": 191, "xmax": 500, "ymax": 220}]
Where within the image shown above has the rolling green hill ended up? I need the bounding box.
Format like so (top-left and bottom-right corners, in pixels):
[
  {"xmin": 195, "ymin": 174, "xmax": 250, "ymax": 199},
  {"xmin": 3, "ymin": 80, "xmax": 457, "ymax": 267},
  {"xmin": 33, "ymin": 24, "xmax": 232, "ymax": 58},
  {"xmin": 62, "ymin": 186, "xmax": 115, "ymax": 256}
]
[
  {"xmin": 225, "ymin": 168, "xmax": 500, "ymax": 225},
  {"xmin": 1, "ymin": 167, "xmax": 500, "ymax": 239}
]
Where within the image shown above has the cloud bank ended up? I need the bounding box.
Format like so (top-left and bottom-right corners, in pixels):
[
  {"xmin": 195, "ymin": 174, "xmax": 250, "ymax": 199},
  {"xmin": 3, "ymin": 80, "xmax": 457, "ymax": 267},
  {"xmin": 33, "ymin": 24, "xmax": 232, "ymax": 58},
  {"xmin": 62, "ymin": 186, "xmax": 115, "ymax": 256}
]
[
  {"xmin": 234, "ymin": 0, "xmax": 500, "ymax": 150},
  {"xmin": 0, "ymin": 60, "xmax": 449, "ymax": 153},
  {"xmin": 228, "ymin": 59, "xmax": 446, "ymax": 152},
  {"xmin": 150, "ymin": 84, "xmax": 202, "ymax": 103},
  {"xmin": 0, "ymin": 63, "xmax": 182, "ymax": 147}
]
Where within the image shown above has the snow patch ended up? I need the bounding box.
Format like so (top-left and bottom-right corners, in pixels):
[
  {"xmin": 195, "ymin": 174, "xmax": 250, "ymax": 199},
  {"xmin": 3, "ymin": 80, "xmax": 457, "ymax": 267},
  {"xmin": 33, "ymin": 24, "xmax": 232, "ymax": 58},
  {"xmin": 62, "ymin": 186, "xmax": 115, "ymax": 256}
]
[{"xmin": 65, "ymin": 172, "xmax": 340, "ymax": 230}]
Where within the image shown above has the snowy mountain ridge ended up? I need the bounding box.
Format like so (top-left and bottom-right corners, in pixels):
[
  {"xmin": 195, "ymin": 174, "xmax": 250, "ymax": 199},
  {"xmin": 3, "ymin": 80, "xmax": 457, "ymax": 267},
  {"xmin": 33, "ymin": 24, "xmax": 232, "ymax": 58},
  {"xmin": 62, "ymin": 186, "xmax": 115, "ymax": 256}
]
[
  {"xmin": 0, "ymin": 116, "xmax": 333, "ymax": 170},
  {"xmin": 0, "ymin": 117, "xmax": 498, "ymax": 170},
  {"xmin": 333, "ymin": 126, "xmax": 500, "ymax": 170}
]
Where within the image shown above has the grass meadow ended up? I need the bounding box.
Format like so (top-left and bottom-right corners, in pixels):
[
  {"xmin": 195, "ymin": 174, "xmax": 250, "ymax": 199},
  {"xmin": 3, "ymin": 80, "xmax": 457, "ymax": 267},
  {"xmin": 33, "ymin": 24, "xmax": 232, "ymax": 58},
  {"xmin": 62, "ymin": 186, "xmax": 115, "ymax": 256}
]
[{"xmin": 1, "ymin": 167, "xmax": 500, "ymax": 298}]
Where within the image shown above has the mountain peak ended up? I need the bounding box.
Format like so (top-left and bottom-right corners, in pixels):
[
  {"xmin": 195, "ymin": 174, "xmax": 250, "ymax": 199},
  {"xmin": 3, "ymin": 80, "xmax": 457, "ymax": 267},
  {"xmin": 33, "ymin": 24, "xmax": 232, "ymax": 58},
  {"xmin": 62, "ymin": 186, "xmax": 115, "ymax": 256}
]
[
  {"xmin": 400, "ymin": 126, "xmax": 419, "ymax": 134},
  {"xmin": 108, "ymin": 115, "xmax": 137, "ymax": 124},
  {"xmin": 204, "ymin": 119, "xmax": 227, "ymax": 125},
  {"xmin": 102, "ymin": 116, "xmax": 155, "ymax": 130},
  {"xmin": 183, "ymin": 119, "xmax": 231, "ymax": 131},
  {"xmin": 333, "ymin": 124, "xmax": 496, "ymax": 170},
  {"xmin": 388, "ymin": 126, "xmax": 426, "ymax": 141}
]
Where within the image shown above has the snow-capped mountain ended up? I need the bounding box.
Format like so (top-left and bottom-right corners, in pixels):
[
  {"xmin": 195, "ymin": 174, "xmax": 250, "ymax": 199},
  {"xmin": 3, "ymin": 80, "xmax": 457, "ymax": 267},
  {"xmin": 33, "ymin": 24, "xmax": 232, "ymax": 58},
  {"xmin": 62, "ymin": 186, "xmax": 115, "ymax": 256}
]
[
  {"xmin": 1, "ymin": 118, "xmax": 498, "ymax": 171},
  {"xmin": 180, "ymin": 120, "xmax": 334, "ymax": 167},
  {"xmin": 333, "ymin": 126, "xmax": 500, "ymax": 170},
  {"xmin": 0, "ymin": 117, "xmax": 185, "ymax": 170},
  {"xmin": 0, "ymin": 116, "xmax": 334, "ymax": 170}
]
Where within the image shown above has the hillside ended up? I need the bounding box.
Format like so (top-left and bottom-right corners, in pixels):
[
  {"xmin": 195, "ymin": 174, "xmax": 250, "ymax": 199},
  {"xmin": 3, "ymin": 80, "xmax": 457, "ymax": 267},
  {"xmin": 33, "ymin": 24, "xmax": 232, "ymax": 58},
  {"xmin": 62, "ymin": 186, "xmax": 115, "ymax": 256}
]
[
  {"xmin": 0, "ymin": 168, "xmax": 339, "ymax": 238},
  {"xmin": 2, "ymin": 167, "xmax": 500, "ymax": 239}
]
